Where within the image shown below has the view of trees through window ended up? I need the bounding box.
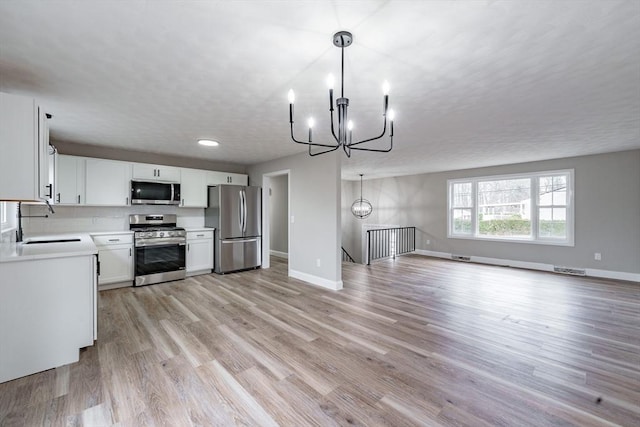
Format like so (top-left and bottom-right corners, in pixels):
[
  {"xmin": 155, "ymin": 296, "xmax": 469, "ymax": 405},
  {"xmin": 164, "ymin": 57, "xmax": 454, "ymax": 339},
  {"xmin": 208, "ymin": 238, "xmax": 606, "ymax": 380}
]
[
  {"xmin": 478, "ymin": 178, "xmax": 531, "ymax": 237},
  {"xmin": 449, "ymin": 170, "xmax": 572, "ymax": 243},
  {"xmin": 538, "ymin": 175, "xmax": 567, "ymax": 239}
]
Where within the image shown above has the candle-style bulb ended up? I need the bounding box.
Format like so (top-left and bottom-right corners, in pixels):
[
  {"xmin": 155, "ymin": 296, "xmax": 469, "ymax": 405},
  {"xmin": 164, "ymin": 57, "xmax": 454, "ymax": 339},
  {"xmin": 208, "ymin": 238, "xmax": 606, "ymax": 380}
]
[
  {"xmin": 347, "ymin": 120, "xmax": 354, "ymax": 131},
  {"xmin": 307, "ymin": 117, "xmax": 315, "ymax": 128},
  {"xmin": 388, "ymin": 109, "xmax": 395, "ymax": 121},
  {"xmin": 326, "ymin": 74, "xmax": 335, "ymax": 89},
  {"xmin": 382, "ymin": 80, "xmax": 390, "ymax": 95},
  {"xmin": 288, "ymin": 89, "xmax": 295, "ymax": 104}
]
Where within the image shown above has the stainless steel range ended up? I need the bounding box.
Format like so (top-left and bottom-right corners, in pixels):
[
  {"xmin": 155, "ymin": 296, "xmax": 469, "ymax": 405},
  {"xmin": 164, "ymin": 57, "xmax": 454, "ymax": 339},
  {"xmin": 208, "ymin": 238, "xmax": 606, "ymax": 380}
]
[{"xmin": 130, "ymin": 214, "xmax": 186, "ymax": 286}]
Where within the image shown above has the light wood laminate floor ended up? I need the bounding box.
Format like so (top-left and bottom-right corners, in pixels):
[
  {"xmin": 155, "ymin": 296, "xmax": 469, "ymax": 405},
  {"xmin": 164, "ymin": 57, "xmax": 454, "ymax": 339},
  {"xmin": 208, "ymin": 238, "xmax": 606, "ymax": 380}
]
[{"xmin": 1, "ymin": 255, "xmax": 639, "ymax": 426}]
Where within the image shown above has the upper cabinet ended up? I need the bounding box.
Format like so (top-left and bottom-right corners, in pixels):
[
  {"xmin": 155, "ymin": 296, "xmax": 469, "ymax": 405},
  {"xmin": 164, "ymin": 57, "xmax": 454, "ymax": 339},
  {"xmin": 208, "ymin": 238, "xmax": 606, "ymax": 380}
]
[
  {"xmin": 132, "ymin": 163, "xmax": 180, "ymax": 182},
  {"xmin": 85, "ymin": 158, "xmax": 131, "ymax": 206},
  {"xmin": 207, "ymin": 171, "xmax": 248, "ymax": 186},
  {"xmin": 55, "ymin": 154, "xmax": 85, "ymax": 205},
  {"xmin": 180, "ymin": 168, "xmax": 208, "ymax": 207},
  {"xmin": 0, "ymin": 92, "xmax": 50, "ymax": 201}
]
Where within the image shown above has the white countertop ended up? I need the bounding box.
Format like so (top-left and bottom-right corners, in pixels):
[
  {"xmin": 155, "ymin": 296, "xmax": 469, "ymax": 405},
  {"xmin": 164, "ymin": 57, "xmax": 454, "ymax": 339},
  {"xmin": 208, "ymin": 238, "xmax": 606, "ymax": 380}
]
[
  {"xmin": 185, "ymin": 227, "xmax": 215, "ymax": 232},
  {"xmin": 0, "ymin": 233, "xmax": 98, "ymax": 263}
]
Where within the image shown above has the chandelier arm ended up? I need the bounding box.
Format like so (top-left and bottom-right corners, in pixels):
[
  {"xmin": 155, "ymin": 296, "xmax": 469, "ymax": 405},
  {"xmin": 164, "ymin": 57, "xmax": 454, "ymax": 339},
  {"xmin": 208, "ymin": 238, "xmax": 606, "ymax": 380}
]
[
  {"xmin": 330, "ymin": 108, "xmax": 340, "ymax": 145},
  {"xmin": 291, "ymin": 123, "xmax": 338, "ymax": 148},
  {"xmin": 349, "ymin": 133, "xmax": 393, "ymax": 153},
  {"xmin": 343, "ymin": 144, "xmax": 351, "ymax": 158},
  {"xmin": 348, "ymin": 117, "xmax": 388, "ymax": 147},
  {"xmin": 309, "ymin": 144, "xmax": 341, "ymax": 157}
]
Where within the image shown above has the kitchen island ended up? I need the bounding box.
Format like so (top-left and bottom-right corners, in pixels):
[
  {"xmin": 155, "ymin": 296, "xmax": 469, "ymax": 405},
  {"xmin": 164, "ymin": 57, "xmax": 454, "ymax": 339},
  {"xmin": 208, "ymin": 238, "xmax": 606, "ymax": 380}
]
[{"xmin": 0, "ymin": 234, "xmax": 97, "ymax": 383}]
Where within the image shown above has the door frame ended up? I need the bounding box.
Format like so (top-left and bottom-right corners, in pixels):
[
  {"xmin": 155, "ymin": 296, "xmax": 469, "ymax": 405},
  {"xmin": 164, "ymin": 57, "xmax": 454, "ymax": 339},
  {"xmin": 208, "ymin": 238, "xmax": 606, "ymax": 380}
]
[{"xmin": 261, "ymin": 169, "xmax": 290, "ymax": 273}]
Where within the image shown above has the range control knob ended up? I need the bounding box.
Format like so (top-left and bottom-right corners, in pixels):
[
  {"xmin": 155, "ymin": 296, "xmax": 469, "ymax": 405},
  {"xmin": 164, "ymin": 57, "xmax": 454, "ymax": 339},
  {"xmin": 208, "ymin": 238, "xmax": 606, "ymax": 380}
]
[{"xmin": 159, "ymin": 232, "xmax": 165, "ymax": 237}]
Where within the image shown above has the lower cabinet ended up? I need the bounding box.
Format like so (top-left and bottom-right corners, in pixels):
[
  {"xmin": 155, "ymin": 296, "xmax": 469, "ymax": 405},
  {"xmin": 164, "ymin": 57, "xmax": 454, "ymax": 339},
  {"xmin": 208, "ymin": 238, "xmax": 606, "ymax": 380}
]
[
  {"xmin": 0, "ymin": 254, "xmax": 96, "ymax": 383},
  {"xmin": 93, "ymin": 233, "xmax": 134, "ymax": 289},
  {"xmin": 186, "ymin": 230, "xmax": 214, "ymax": 275}
]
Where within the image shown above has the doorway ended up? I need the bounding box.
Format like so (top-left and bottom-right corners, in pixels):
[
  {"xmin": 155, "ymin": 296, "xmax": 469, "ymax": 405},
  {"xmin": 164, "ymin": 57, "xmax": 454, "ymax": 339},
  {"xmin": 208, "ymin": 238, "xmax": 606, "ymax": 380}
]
[{"xmin": 261, "ymin": 170, "xmax": 290, "ymax": 273}]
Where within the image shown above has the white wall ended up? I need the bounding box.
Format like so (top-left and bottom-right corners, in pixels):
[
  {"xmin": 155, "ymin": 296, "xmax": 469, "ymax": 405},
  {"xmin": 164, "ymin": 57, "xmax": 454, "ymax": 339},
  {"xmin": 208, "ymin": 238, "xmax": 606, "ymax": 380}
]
[
  {"xmin": 342, "ymin": 150, "xmax": 640, "ymax": 278},
  {"xmin": 248, "ymin": 151, "xmax": 342, "ymax": 290}
]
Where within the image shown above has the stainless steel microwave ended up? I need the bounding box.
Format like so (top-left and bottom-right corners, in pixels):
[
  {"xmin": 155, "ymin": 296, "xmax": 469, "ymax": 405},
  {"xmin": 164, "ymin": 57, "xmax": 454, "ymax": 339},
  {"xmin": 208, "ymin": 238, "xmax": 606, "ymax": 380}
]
[{"xmin": 130, "ymin": 180, "xmax": 181, "ymax": 205}]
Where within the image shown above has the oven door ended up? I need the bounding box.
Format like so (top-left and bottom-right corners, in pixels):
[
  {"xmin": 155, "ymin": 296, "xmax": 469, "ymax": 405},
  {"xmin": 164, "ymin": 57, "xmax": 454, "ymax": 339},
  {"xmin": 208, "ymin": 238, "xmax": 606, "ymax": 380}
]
[{"xmin": 134, "ymin": 242, "xmax": 186, "ymax": 279}]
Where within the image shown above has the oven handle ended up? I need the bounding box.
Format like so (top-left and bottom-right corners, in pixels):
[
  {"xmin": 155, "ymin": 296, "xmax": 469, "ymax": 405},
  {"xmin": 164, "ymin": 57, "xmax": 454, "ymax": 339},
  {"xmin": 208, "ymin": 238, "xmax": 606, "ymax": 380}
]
[{"xmin": 135, "ymin": 240, "xmax": 186, "ymax": 248}]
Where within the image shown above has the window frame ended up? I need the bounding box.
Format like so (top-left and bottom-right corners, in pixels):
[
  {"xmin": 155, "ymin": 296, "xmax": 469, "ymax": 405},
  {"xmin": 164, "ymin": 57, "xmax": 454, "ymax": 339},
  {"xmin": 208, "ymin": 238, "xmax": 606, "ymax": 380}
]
[
  {"xmin": 0, "ymin": 202, "xmax": 17, "ymax": 235},
  {"xmin": 0, "ymin": 202, "xmax": 7, "ymax": 229},
  {"xmin": 447, "ymin": 169, "xmax": 574, "ymax": 246}
]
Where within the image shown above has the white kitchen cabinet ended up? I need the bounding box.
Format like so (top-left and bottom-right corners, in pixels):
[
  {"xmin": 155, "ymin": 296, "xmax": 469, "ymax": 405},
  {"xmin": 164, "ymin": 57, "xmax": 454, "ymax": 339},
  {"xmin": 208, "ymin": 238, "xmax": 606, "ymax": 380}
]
[
  {"xmin": 180, "ymin": 168, "xmax": 208, "ymax": 207},
  {"xmin": 207, "ymin": 171, "xmax": 248, "ymax": 186},
  {"xmin": 0, "ymin": 92, "xmax": 50, "ymax": 201},
  {"xmin": 132, "ymin": 163, "xmax": 181, "ymax": 182},
  {"xmin": 55, "ymin": 154, "xmax": 85, "ymax": 205},
  {"xmin": 0, "ymin": 254, "xmax": 96, "ymax": 383},
  {"xmin": 93, "ymin": 233, "xmax": 134, "ymax": 289},
  {"xmin": 85, "ymin": 158, "xmax": 132, "ymax": 206},
  {"xmin": 186, "ymin": 230, "xmax": 214, "ymax": 275}
]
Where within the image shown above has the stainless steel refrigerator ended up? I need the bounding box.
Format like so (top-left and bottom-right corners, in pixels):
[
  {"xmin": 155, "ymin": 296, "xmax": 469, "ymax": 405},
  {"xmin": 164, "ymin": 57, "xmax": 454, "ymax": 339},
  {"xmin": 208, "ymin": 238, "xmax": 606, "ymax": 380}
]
[{"xmin": 205, "ymin": 185, "xmax": 262, "ymax": 274}]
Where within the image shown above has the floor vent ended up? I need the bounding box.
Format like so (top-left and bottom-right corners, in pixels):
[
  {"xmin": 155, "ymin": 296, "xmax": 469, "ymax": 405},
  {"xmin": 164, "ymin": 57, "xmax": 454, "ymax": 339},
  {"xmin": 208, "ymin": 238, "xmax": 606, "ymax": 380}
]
[
  {"xmin": 553, "ymin": 266, "xmax": 586, "ymax": 276},
  {"xmin": 452, "ymin": 255, "xmax": 471, "ymax": 262}
]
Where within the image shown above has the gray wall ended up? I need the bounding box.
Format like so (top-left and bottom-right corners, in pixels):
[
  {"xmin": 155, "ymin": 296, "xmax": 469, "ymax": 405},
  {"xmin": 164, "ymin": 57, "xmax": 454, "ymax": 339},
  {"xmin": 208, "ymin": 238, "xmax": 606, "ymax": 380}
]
[
  {"xmin": 53, "ymin": 140, "xmax": 246, "ymax": 174},
  {"xmin": 342, "ymin": 150, "xmax": 640, "ymax": 274},
  {"xmin": 248, "ymin": 151, "xmax": 341, "ymax": 285},
  {"xmin": 269, "ymin": 174, "xmax": 288, "ymax": 254}
]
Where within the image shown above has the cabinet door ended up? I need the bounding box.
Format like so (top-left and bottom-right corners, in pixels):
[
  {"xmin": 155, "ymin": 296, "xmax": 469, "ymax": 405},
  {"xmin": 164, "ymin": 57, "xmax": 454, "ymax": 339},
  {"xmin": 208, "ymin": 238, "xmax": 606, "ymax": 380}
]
[
  {"xmin": 37, "ymin": 107, "xmax": 50, "ymax": 200},
  {"xmin": 85, "ymin": 159, "xmax": 131, "ymax": 206},
  {"xmin": 206, "ymin": 171, "xmax": 248, "ymax": 186},
  {"xmin": 207, "ymin": 171, "xmax": 226, "ymax": 186},
  {"xmin": 227, "ymin": 173, "xmax": 248, "ymax": 186},
  {"xmin": 55, "ymin": 155, "xmax": 85, "ymax": 205},
  {"xmin": 0, "ymin": 93, "xmax": 38, "ymax": 201},
  {"xmin": 132, "ymin": 163, "xmax": 181, "ymax": 182},
  {"xmin": 98, "ymin": 245, "xmax": 133, "ymax": 285},
  {"xmin": 157, "ymin": 165, "xmax": 180, "ymax": 182},
  {"xmin": 132, "ymin": 163, "xmax": 158, "ymax": 180},
  {"xmin": 180, "ymin": 168, "xmax": 208, "ymax": 207},
  {"xmin": 187, "ymin": 238, "xmax": 213, "ymax": 272}
]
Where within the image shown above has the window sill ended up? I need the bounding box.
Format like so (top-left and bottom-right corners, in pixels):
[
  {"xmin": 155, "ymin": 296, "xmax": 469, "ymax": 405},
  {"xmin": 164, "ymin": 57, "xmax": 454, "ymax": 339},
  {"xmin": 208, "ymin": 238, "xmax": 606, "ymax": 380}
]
[{"xmin": 448, "ymin": 234, "xmax": 574, "ymax": 247}]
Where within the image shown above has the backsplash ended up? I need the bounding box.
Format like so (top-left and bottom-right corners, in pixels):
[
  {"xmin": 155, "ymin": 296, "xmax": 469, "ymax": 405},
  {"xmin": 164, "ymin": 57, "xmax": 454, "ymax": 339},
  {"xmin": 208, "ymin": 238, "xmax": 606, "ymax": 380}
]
[{"xmin": 21, "ymin": 204, "xmax": 205, "ymax": 236}]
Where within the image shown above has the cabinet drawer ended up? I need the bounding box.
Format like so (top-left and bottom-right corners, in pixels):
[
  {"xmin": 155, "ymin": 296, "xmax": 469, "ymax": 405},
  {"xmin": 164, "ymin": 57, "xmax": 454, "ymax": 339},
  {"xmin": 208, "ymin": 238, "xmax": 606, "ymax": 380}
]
[
  {"xmin": 92, "ymin": 234, "xmax": 133, "ymax": 246},
  {"xmin": 187, "ymin": 230, "xmax": 213, "ymax": 241}
]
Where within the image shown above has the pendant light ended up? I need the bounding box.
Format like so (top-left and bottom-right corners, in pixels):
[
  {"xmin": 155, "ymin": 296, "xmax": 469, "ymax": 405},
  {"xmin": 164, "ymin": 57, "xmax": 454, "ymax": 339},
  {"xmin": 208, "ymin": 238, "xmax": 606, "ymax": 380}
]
[{"xmin": 351, "ymin": 174, "xmax": 372, "ymax": 219}]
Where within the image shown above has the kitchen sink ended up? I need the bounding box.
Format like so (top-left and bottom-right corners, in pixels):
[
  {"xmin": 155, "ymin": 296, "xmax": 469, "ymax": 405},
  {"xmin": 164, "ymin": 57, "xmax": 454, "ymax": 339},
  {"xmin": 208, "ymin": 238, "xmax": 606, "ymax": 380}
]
[{"xmin": 24, "ymin": 238, "xmax": 82, "ymax": 245}]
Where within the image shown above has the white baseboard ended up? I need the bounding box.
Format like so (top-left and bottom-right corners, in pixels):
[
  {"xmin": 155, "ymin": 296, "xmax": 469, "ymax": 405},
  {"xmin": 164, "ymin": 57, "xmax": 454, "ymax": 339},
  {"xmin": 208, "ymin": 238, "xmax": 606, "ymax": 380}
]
[
  {"xmin": 414, "ymin": 249, "xmax": 639, "ymax": 283},
  {"xmin": 270, "ymin": 250, "xmax": 289, "ymax": 259},
  {"xmin": 586, "ymin": 268, "xmax": 640, "ymax": 282},
  {"xmin": 289, "ymin": 269, "xmax": 343, "ymax": 290}
]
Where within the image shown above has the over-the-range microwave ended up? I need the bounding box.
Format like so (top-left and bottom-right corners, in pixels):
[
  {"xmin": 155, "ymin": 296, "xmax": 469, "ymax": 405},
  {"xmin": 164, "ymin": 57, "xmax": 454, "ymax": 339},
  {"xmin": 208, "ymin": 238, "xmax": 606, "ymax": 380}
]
[{"xmin": 130, "ymin": 180, "xmax": 181, "ymax": 205}]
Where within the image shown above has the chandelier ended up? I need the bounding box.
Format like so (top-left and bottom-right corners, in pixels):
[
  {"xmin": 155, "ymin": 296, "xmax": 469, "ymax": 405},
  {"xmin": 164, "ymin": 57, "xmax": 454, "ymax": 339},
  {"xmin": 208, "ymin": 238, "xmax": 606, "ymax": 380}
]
[
  {"xmin": 351, "ymin": 174, "xmax": 372, "ymax": 219},
  {"xmin": 288, "ymin": 31, "xmax": 395, "ymax": 157}
]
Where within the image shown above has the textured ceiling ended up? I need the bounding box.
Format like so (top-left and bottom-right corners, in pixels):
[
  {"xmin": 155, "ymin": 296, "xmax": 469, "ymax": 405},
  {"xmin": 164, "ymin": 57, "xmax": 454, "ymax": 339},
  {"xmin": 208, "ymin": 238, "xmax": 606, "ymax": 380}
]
[{"xmin": 1, "ymin": 1, "xmax": 638, "ymax": 180}]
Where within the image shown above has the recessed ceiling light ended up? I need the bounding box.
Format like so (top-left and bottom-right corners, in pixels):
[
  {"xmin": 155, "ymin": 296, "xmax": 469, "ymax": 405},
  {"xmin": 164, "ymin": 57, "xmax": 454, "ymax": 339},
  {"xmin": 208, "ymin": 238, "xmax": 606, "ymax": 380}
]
[{"xmin": 198, "ymin": 139, "xmax": 219, "ymax": 147}]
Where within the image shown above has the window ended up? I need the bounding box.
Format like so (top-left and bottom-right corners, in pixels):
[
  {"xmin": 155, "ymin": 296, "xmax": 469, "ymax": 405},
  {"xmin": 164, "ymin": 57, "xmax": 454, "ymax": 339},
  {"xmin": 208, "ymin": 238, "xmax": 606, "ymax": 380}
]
[
  {"xmin": 0, "ymin": 202, "xmax": 17, "ymax": 234},
  {"xmin": 0, "ymin": 202, "xmax": 7, "ymax": 229},
  {"xmin": 448, "ymin": 170, "xmax": 574, "ymax": 246}
]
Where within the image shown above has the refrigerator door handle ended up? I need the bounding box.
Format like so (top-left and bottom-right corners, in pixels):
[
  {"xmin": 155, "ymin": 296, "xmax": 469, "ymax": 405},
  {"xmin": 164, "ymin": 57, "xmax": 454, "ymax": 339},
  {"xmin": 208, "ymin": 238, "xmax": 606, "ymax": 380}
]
[
  {"xmin": 238, "ymin": 190, "xmax": 244, "ymax": 232},
  {"xmin": 242, "ymin": 189, "xmax": 248, "ymax": 234}
]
